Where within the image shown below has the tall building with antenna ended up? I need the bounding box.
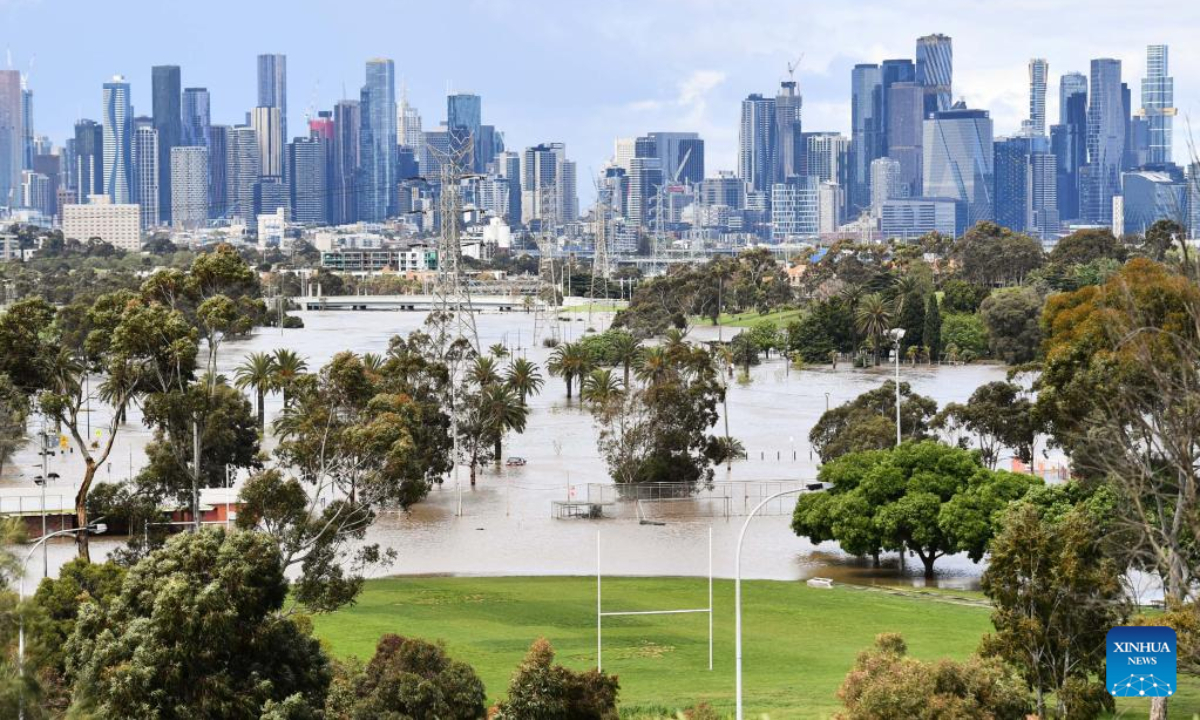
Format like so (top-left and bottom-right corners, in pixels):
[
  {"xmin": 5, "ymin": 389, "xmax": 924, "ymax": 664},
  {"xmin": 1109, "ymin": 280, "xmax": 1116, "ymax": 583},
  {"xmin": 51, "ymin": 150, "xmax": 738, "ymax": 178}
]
[{"xmin": 0, "ymin": 69, "xmax": 21, "ymax": 210}]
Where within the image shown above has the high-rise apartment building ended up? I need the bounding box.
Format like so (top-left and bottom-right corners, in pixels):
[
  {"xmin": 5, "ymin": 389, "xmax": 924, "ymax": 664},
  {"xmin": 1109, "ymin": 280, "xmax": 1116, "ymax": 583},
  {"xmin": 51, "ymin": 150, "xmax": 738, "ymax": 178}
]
[
  {"xmin": 398, "ymin": 88, "xmax": 422, "ymax": 150},
  {"xmin": 257, "ymin": 54, "xmax": 287, "ymax": 147},
  {"xmin": 251, "ymin": 106, "xmax": 284, "ymax": 178},
  {"xmin": 887, "ymin": 82, "xmax": 925, "ymax": 197},
  {"xmin": 358, "ymin": 58, "xmax": 397, "ymax": 222},
  {"xmin": 1141, "ymin": 44, "xmax": 1174, "ymax": 166},
  {"xmin": 207, "ymin": 124, "xmax": 228, "ymax": 219},
  {"xmin": 133, "ymin": 117, "xmax": 159, "ymax": 228},
  {"xmin": 333, "ymin": 100, "xmax": 360, "ymax": 225},
  {"xmin": 225, "ymin": 125, "xmax": 260, "ymax": 223},
  {"xmin": 916, "ymin": 34, "xmax": 953, "ymax": 115},
  {"xmin": 151, "ymin": 65, "xmax": 181, "ymax": 223},
  {"xmin": 771, "ymin": 176, "xmax": 819, "ymax": 239},
  {"xmin": 170, "ymin": 145, "xmax": 208, "ymax": 229},
  {"xmin": 923, "ymin": 106, "xmax": 993, "ymax": 228},
  {"xmin": 870, "ymin": 157, "xmax": 906, "ymax": 211},
  {"xmin": 1024, "ymin": 59, "xmax": 1048, "ymax": 136},
  {"xmin": 102, "ymin": 76, "xmax": 134, "ymax": 204},
  {"xmin": 289, "ymin": 137, "xmax": 329, "ymax": 225}
]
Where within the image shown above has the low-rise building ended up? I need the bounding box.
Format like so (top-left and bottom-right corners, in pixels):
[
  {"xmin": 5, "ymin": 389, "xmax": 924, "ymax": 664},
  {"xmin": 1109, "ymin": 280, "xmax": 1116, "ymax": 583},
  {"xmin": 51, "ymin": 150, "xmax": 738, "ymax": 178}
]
[{"xmin": 62, "ymin": 196, "xmax": 142, "ymax": 251}]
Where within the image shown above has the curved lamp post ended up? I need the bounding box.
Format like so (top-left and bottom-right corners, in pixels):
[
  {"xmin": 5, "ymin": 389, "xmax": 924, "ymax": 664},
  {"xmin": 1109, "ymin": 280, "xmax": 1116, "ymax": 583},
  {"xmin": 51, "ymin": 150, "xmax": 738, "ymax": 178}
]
[
  {"xmin": 735, "ymin": 488, "xmax": 807, "ymax": 720},
  {"xmin": 17, "ymin": 522, "xmax": 106, "ymax": 720}
]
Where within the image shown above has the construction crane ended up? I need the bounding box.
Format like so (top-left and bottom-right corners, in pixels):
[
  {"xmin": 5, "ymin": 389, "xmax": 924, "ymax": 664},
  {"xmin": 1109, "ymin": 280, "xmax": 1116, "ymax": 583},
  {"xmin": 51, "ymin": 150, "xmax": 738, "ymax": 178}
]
[{"xmin": 787, "ymin": 53, "xmax": 804, "ymax": 82}]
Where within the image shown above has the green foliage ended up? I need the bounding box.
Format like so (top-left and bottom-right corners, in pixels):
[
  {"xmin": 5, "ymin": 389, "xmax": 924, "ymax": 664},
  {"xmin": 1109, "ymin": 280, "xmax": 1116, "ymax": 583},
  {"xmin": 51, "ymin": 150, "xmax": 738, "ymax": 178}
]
[
  {"xmin": 940, "ymin": 279, "xmax": 991, "ymax": 314},
  {"xmin": 793, "ymin": 442, "xmax": 1041, "ymax": 576},
  {"xmin": 492, "ymin": 638, "xmax": 619, "ymax": 720},
  {"xmin": 980, "ymin": 502, "xmax": 1127, "ymax": 718},
  {"xmin": 65, "ymin": 529, "xmax": 331, "ymax": 718},
  {"xmin": 0, "ymin": 297, "xmax": 56, "ymax": 392},
  {"xmin": 934, "ymin": 381, "xmax": 1041, "ymax": 468},
  {"xmin": 894, "ymin": 290, "xmax": 926, "ymax": 355},
  {"xmin": 952, "ymin": 222, "xmax": 1045, "ymax": 286},
  {"xmin": 940, "ymin": 313, "xmax": 988, "ymax": 360},
  {"xmin": 837, "ymin": 633, "xmax": 1030, "ymax": 719},
  {"xmin": 1048, "ymin": 228, "xmax": 1126, "ymax": 266},
  {"xmin": 979, "ymin": 286, "xmax": 1043, "ymax": 364},
  {"xmin": 344, "ymin": 634, "xmax": 486, "ymax": 719},
  {"xmin": 0, "ymin": 374, "xmax": 27, "ymax": 478},
  {"xmin": 594, "ymin": 339, "xmax": 727, "ymax": 487},
  {"xmin": 785, "ymin": 299, "xmax": 856, "ymax": 363},
  {"xmin": 809, "ymin": 382, "xmax": 937, "ymax": 463}
]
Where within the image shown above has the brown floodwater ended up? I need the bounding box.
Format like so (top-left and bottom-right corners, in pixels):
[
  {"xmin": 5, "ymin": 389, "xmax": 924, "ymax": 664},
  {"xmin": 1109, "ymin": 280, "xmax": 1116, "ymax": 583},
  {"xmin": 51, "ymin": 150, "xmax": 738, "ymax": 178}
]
[{"xmin": 7, "ymin": 308, "xmax": 1017, "ymax": 590}]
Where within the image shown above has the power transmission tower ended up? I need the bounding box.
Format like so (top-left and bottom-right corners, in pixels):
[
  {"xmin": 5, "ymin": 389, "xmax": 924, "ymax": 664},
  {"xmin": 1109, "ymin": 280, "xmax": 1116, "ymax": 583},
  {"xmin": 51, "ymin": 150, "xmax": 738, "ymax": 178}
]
[
  {"xmin": 425, "ymin": 138, "xmax": 481, "ymax": 358},
  {"xmin": 588, "ymin": 175, "xmax": 612, "ymax": 328},
  {"xmin": 532, "ymin": 182, "xmax": 562, "ymax": 345}
]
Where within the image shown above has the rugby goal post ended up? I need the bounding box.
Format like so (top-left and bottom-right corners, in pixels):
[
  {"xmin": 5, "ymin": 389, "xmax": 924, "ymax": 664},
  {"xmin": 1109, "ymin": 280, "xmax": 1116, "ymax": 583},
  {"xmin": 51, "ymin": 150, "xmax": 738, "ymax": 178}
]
[{"xmin": 595, "ymin": 528, "xmax": 713, "ymax": 672}]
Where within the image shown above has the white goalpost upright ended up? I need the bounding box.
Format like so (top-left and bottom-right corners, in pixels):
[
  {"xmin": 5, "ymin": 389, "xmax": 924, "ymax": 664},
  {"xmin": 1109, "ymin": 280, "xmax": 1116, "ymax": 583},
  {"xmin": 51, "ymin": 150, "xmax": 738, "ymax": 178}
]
[{"xmin": 595, "ymin": 528, "xmax": 713, "ymax": 673}]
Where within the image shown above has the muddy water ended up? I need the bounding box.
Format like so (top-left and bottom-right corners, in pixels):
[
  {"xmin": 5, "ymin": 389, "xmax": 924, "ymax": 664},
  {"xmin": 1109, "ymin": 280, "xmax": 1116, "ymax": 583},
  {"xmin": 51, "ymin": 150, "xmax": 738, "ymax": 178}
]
[{"xmin": 7, "ymin": 308, "xmax": 1011, "ymax": 589}]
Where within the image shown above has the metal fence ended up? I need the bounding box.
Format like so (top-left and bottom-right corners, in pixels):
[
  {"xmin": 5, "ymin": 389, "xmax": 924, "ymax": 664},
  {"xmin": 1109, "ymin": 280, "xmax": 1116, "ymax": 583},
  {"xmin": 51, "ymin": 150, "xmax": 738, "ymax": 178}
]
[{"xmin": 561, "ymin": 480, "xmax": 817, "ymax": 520}]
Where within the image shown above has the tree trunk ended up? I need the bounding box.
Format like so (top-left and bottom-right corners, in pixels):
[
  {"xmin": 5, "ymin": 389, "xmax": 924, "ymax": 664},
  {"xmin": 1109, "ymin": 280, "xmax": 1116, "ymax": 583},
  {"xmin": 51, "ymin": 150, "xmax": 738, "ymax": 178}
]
[
  {"xmin": 920, "ymin": 552, "xmax": 936, "ymax": 579},
  {"xmin": 1150, "ymin": 697, "xmax": 1168, "ymax": 720},
  {"xmin": 494, "ymin": 436, "xmax": 502, "ymax": 465},
  {"xmin": 566, "ymin": 376, "xmax": 573, "ymax": 400},
  {"xmin": 872, "ymin": 550, "xmax": 880, "ymax": 568},
  {"xmin": 75, "ymin": 460, "xmax": 97, "ymax": 560},
  {"xmin": 257, "ymin": 389, "xmax": 266, "ymax": 432},
  {"xmin": 470, "ymin": 461, "xmax": 477, "ymax": 487}
]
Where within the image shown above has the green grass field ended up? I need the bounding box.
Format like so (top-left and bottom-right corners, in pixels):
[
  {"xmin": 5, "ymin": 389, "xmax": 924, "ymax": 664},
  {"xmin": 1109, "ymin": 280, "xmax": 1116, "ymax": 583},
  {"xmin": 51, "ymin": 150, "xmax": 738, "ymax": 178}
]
[
  {"xmin": 312, "ymin": 576, "xmax": 1200, "ymax": 718},
  {"xmin": 701, "ymin": 308, "xmax": 806, "ymax": 328},
  {"xmin": 312, "ymin": 576, "xmax": 980, "ymax": 718}
]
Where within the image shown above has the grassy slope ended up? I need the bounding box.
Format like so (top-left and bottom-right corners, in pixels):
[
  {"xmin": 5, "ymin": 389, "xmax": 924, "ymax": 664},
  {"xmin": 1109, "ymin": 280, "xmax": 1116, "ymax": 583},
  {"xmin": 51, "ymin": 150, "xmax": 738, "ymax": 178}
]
[
  {"xmin": 701, "ymin": 308, "xmax": 806, "ymax": 328},
  {"xmin": 314, "ymin": 576, "xmax": 991, "ymax": 718}
]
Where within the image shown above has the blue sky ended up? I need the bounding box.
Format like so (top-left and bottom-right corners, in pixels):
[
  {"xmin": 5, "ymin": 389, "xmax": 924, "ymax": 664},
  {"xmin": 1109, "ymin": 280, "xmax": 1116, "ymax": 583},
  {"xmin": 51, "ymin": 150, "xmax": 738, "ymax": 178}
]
[{"xmin": 4, "ymin": 0, "xmax": 1199, "ymax": 199}]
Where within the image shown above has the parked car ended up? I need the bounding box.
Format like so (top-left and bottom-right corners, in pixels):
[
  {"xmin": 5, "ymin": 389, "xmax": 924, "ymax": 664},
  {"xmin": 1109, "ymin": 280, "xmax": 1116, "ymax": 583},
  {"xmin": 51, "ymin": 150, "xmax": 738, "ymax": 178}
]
[{"xmin": 505, "ymin": 457, "xmax": 527, "ymax": 467}]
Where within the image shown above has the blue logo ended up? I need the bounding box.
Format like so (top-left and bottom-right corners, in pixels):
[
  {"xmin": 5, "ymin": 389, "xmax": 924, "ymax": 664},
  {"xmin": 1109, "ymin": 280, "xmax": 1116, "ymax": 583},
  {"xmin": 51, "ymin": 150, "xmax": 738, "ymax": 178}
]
[{"xmin": 1106, "ymin": 626, "xmax": 1177, "ymax": 698}]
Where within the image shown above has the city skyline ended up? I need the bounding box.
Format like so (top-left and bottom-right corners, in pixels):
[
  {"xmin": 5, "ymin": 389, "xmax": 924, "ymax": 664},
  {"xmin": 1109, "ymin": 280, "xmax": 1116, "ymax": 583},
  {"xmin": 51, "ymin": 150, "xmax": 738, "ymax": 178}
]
[{"xmin": 3, "ymin": 0, "xmax": 1199, "ymax": 205}]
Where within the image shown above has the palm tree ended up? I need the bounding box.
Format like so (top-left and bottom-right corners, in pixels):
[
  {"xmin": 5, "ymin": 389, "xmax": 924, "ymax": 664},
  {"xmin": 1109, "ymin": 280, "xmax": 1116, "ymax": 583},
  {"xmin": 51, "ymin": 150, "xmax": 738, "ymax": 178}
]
[
  {"xmin": 547, "ymin": 342, "xmax": 592, "ymax": 399},
  {"xmin": 505, "ymin": 358, "xmax": 544, "ymax": 404},
  {"xmin": 608, "ymin": 331, "xmax": 642, "ymax": 387},
  {"xmin": 234, "ymin": 352, "xmax": 277, "ymax": 432},
  {"xmin": 362, "ymin": 352, "xmax": 386, "ymax": 374},
  {"xmin": 905, "ymin": 345, "xmax": 919, "ymax": 367},
  {"xmin": 468, "ymin": 355, "xmax": 501, "ymax": 387},
  {"xmin": 271, "ymin": 349, "xmax": 309, "ymax": 407},
  {"xmin": 854, "ymin": 294, "xmax": 892, "ymax": 365},
  {"xmin": 480, "ymin": 384, "xmax": 528, "ymax": 471},
  {"xmin": 581, "ymin": 368, "xmax": 624, "ymax": 407},
  {"xmin": 489, "ymin": 343, "xmax": 510, "ymax": 359},
  {"xmin": 636, "ymin": 346, "xmax": 670, "ymax": 385}
]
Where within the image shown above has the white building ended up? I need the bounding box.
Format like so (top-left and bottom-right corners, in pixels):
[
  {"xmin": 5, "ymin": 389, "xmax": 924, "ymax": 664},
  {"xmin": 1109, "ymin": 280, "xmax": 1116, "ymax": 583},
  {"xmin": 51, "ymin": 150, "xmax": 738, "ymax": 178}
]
[
  {"xmin": 62, "ymin": 197, "xmax": 141, "ymax": 251},
  {"xmin": 257, "ymin": 207, "xmax": 286, "ymax": 249},
  {"xmin": 0, "ymin": 232, "xmax": 18, "ymax": 261},
  {"xmin": 482, "ymin": 216, "xmax": 512, "ymax": 249}
]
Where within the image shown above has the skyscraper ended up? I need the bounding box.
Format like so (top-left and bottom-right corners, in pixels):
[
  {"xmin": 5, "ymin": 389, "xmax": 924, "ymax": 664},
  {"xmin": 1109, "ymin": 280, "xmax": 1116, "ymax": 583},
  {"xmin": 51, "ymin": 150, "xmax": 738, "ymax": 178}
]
[
  {"xmin": 1082, "ymin": 58, "xmax": 1125, "ymax": 224},
  {"xmin": 251, "ymin": 106, "xmax": 284, "ymax": 177},
  {"xmin": 916, "ymin": 34, "xmax": 953, "ymax": 115},
  {"xmin": 870, "ymin": 157, "xmax": 906, "ymax": 211},
  {"xmin": 1142, "ymin": 44, "xmax": 1174, "ymax": 166},
  {"xmin": 102, "ymin": 76, "xmax": 134, "ymax": 204},
  {"xmin": 257, "ymin": 54, "xmax": 287, "ymax": 146},
  {"xmin": 738, "ymin": 93, "xmax": 776, "ymax": 195},
  {"xmin": 774, "ymin": 80, "xmax": 803, "ymax": 182},
  {"xmin": 0, "ymin": 70, "xmax": 22, "ymax": 209},
  {"xmin": 887, "ymin": 82, "xmax": 925, "ymax": 197},
  {"xmin": 151, "ymin": 66, "xmax": 181, "ymax": 223},
  {"xmin": 447, "ymin": 92, "xmax": 482, "ymax": 173},
  {"xmin": 880, "ymin": 59, "xmax": 915, "ymax": 154},
  {"xmin": 1059, "ymin": 72, "xmax": 1088, "ymax": 124},
  {"xmin": 289, "ymin": 137, "xmax": 329, "ymax": 225},
  {"xmin": 170, "ymin": 145, "xmax": 208, "ymax": 229},
  {"xmin": 850, "ymin": 64, "xmax": 883, "ymax": 214},
  {"xmin": 225, "ymin": 125, "xmax": 260, "ymax": 223},
  {"xmin": 73, "ymin": 119, "xmax": 104, "ymax": 202},
  {"xmin": 133, "ymin": 117, "xmax": 159, "ymax": 228},
  {"xmin": 923, "ymin": 106, "xmax": 993, "ymax": 228},
  {"xmin": 20, "ymin": 83, "xmax": 33, "ymax": 171},
  {"xmin": 398, "ymin": 88, "xmax": 422, "ymax": 149},
  {"xmin": 358, "ymin": 58, "xmax": 397, "ymax": 222},
  {"xmin": 182, "ymin": 88, "xmax": 210, "ymax": 147},
  {"xmin": 521, "ymin": 142, "xmax": 570, "ymax": 228},
  {"xmin": 770, "ymin": 176, "xmax": 819, "ymax": 239},
  {"xmin": 497, "ymin": 150, "xmax": 522, "ymax": 224},
  {"xmin": 207, "ymin": 124, "xmax": 228, "ymax": 219},
  {"xmin": 333, "ymin": 99, "xmax": 361, "ymax": 225},
  {"xmin": 1024, "ymin": 59, "xmax": 1048, "ymax": 136}
]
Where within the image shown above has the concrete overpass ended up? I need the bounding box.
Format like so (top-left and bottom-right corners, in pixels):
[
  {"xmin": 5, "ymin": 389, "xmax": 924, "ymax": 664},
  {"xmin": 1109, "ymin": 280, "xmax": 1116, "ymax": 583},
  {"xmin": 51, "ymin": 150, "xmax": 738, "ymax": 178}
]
[{"xmin": 299, "ymin": 294, "xmax": 539, "ymax": 312}]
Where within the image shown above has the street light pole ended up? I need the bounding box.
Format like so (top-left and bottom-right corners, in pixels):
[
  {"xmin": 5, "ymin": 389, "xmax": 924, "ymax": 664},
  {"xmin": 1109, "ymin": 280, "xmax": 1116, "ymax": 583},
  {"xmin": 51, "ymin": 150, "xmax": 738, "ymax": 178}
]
[
  {"xmin": 888, "ymin": 328, "xmax": 906, "ymax": 447},
  {"xmin": 17, "ymin": 523, "xmax": 107, "ymax": 720},
  {"xmin": 735, "ymin": 488, "xmax": 807, "ymax": 720}
]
